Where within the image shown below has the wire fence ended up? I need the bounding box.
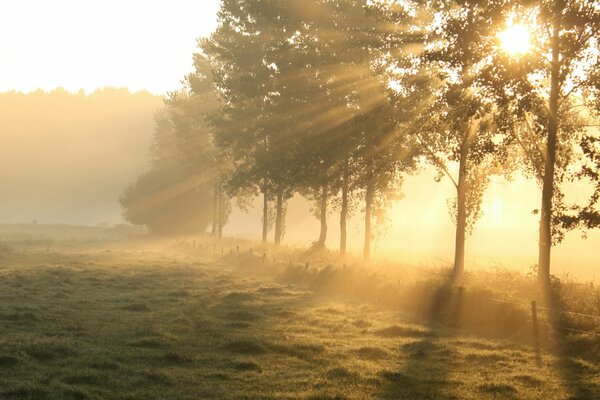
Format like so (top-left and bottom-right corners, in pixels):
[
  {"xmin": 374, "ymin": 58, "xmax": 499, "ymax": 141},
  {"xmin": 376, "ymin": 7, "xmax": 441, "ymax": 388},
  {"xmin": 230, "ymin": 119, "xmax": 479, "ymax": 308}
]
[
  {"xmin": 485, "ymin": 296, "xmax": 600, "ymax": 337},
  {"xmin": 217, "ymin": 245, "xmax": 600, "ymax": 338}
]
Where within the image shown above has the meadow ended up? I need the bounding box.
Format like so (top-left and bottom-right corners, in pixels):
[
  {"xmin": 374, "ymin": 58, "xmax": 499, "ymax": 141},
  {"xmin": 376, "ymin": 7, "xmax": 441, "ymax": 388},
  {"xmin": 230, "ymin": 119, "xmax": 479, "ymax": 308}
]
[{"xmin": 0, "ymin": 225, "xmax": 598, "ymax": 399}]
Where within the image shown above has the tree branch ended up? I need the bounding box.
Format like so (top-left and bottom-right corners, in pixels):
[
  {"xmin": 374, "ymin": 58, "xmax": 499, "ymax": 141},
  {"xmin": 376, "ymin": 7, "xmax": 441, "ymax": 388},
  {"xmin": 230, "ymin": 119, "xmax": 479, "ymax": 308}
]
[
  {"xmin": 521, "ymin": 114, "xmax": 546, "ymax": 181},
  {"xmin": 416, "ymin": 134, "xmax": 459, "ymax": 189}
]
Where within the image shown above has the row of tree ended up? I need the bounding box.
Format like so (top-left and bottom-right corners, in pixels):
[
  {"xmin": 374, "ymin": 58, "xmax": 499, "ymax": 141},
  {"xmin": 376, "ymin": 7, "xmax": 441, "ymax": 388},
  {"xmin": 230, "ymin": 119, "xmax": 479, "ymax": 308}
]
[{"xmin": 122, "ymin": 0, "xmax": 600, "ymax": 284}]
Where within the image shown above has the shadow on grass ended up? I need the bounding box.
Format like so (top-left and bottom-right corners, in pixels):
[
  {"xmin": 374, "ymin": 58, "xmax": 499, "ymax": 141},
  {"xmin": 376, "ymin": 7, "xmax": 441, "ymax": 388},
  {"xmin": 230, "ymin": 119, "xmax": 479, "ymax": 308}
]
[
  {"xmin": 543, "ymin": 282, "xmax": 600, "ymax": 400},
  {"xmin": 381, "ymin": 279, "xmax": 528, "ymax": 399},
  {"xmin": 380, "ymin": 280, "xmax": 460, "ymax": 399},
  {"xmin": 379, "ymin": 333, "xmax": 459, "ymax": 400}
]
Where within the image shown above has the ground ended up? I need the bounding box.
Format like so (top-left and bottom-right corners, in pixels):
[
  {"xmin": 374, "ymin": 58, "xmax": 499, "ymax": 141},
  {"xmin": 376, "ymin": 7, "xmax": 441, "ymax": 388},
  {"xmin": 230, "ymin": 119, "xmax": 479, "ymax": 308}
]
[{"xmin": 0, "ymin": 229, "xmax": 598, "ymax": 399}]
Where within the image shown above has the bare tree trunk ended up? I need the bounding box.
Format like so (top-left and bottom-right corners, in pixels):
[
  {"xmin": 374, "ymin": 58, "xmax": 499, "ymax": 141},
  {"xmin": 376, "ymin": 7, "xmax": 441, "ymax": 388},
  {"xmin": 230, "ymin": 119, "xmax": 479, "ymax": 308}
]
[
  {"xmin": 538, "ymin": 7, "xmax": 561, "ymax": 285},
  {"xmin": 217, "ymin": 183, "xmax": 224, "ymax": 238},
  {"xmin": 363, "ymin": 179, "xmax": 374, "ymax": 261},
  {"xmin": 262, "ymin": 188, "xmax": 268, "ymax": 243},
  {"xmin": 453, "ymin": 151, "xmax": 467, "ymax": 281},
  {"xmin": 212, "ymin": 181, "xmax": 218, "ymax": 235},
  {"xmin": 316, "ymin": 181, "xmax": 328, "ymax": 248},
  {"xmin": 274, "ymin": 188, "xmax": 284, "ymax": 245},
  {"xmin": 340, "ymin": 159, "xmax": 349, "ymax": 255}
]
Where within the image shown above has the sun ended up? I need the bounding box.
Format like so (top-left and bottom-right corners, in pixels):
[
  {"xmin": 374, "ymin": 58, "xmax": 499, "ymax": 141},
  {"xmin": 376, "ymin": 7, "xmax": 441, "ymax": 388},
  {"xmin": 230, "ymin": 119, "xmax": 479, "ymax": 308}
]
[{"xmin": 497, "ymin": 22, "xmax": 531, "ymax": 56}]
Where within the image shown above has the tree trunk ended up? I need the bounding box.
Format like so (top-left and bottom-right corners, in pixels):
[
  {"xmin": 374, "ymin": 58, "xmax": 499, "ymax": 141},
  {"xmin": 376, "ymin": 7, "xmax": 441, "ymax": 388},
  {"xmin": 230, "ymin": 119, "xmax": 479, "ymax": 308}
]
[
  {"xmin": 274, "ymin": 188, "xmax": 284, "ymax": 245},
  {"xmin": 316, "ymin": 181, "xmax": 328, "ymax": 248},
  {"xmin": 453, "ymin": 128, "xmax": 471, "ymax": 281},
  {"xmin": 363, "ymin": 179, "xmax": 374, "ymax": 261},
  {"xmin": 211, "ymin": 181, "xmax": 218, "ymax": 236},
  {"xmin": 262, "ymin": 188, "xmax": 268, "ymax": 243},
  {"xmin": 217, "ymin": 183, "xmax": 224, "ymax": 238},
  {"xmin": 340, "ymin": 159, "xmax": 349, "ymax": 255},
  {"xmin": 538, "ymin": 9, "xmax": 561, "ymax": 285}
]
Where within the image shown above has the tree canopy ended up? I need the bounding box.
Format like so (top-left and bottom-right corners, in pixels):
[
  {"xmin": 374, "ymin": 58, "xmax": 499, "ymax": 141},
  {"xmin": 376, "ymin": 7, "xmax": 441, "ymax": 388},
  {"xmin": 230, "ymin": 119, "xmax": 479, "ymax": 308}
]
[{"xmin": 122, "ymin": 0, "xmax": 600, "ymax": 284}]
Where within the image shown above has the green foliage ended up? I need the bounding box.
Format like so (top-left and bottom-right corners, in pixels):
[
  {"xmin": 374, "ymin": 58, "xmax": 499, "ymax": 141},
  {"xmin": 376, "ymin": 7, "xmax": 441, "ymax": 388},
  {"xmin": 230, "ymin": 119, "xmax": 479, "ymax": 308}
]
[
  {"xmin": 122, "ymin": 0, "xmax": 600, "ymax": 273},
  {"xmin": 121, "ymin": 50, "xmax": 233, "ymax": 235},
  {"xmin": 479, "ymin": 0, "xmax": 600, "ymax": 245},
  {"xmin": 411, "ymin": 0, "xmax": 517, "ymax": 235},
  {"xmin": 119, "ymin": 165, "xmax": 212, "ymax": 234}
]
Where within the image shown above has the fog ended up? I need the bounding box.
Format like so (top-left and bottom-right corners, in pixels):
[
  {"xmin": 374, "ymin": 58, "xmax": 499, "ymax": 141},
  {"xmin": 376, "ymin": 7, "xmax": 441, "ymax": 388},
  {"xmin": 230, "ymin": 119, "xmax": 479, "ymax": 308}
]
[
  {"xmin": 0, "ymin": 89, "xmax": 161, "ymax": 224},
  {"xmin": 225, "ymin": 172, "xmax": 600, "ymax": 281},
  {"xmin": 0, "ymin": 88, "xmax": 597, "ymax": 280}
]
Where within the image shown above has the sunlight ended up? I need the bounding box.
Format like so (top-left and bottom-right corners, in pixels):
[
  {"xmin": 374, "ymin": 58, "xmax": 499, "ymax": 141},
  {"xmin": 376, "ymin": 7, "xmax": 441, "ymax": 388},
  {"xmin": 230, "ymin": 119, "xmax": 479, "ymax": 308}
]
[{"xmin": 497, "ymin": 22, "xmax": 531, "ymax": 56}]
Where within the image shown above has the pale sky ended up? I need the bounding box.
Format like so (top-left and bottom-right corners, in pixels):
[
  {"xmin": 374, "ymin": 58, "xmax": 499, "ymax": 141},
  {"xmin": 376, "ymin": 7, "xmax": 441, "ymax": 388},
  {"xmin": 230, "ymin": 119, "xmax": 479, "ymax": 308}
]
[{"xmin": 0, "ymin": 0, "xmax": 221, "ymax": 94}]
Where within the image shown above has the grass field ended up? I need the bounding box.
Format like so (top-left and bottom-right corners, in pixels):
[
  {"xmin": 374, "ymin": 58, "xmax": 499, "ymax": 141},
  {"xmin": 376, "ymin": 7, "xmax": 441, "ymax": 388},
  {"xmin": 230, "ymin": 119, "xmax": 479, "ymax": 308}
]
[{"xmin": 0, "ymin": 226, "xmax": 598, "ymax": 399}]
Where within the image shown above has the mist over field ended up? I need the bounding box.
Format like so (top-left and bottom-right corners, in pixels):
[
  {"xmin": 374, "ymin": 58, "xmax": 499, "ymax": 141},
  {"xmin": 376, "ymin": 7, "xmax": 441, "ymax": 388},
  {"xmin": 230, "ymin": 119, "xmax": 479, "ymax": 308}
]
[
  {"xmin": 0, "ymin": 89, "xmax": 161, "ymax": 225},
  {"xmin": 225, "ymin": 177, "xmax": 600, "ymax": 281},
  {"xmin": 0, "ymin": 88, "xmax": 598, "ymax": 279}
]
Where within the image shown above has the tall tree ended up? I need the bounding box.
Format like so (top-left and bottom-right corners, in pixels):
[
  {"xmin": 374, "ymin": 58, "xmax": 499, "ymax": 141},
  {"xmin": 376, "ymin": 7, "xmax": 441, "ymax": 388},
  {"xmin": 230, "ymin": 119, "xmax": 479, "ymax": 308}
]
[
  {"xmin": 351, "ymin": 99, "xmax": 420, "ymax": 261},
  {"xmin": 202, "ymin": 0, "xmax": 310, "ymax": 244},
  {"xmin": 415, "ymin": 0, "xmax": 515, "ymax": 279},
  {"xmin": 184, "ymin": 53, "xmax": 234, "ymax": 237},
  {"xmin": 485, "ymin": 0, "xmax": 600, "ymax": 283},
  {"xmin": 284, "ymin": 0, "xmax": 418, "ymax": 250}
]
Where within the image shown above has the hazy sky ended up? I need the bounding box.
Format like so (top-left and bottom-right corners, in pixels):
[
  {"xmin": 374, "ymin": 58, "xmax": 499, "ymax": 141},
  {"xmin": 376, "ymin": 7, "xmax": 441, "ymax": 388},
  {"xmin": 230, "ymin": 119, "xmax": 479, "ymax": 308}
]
[{"xmin": 0, "ymin": 0, "xmax": 221, "ymax": 94}]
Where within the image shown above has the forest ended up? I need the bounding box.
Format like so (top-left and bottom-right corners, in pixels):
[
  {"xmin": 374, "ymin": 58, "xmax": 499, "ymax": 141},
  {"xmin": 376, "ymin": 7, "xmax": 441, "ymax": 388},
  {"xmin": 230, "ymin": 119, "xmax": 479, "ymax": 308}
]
[{"xmin": 121, "ymin": 0, "xmax": 600, "ymax": 284}]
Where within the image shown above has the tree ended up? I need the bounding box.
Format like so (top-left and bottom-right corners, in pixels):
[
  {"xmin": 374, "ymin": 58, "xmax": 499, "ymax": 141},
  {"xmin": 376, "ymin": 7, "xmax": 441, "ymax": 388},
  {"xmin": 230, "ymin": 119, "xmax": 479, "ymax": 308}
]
[
  {"xmin": 279, "ymin": 0, "xmax": 418, "ymax": 250},
  {"xmin": 202, "ymin": 0, "xmax": 426, "ymax": 252},
  {"xmin": 202, "ymin": 0, "xmax": 305, "ymax": 245},
  {"xmin": 413, "ymin": 0, "xmax": 515, "ymax": 279},
  {"xmin": 486, "ymin": 0, "xmax": 600, "ymax": 283},
  {"xmin": 120, "ymin": 108, "xmax": 214, "ymax": 234},
  {"xmin": 349, "ymin": 98, "xmax": 420, "ymax": 261},
  {"xmin": 186, "ymin": 52, "xmax": 235, "ymax": 237}
]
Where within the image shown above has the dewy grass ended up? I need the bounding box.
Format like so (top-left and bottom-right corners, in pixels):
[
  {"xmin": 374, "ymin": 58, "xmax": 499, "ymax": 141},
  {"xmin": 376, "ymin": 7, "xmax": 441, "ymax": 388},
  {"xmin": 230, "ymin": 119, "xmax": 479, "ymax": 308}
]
[{"xmin": 0, "ymin": 230, "xmax": 598, "ymax": 399}]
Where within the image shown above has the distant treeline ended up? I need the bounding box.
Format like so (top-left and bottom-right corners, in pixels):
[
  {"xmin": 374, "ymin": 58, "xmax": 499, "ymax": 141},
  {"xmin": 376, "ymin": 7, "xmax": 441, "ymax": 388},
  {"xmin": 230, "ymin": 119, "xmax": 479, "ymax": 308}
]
[
  {"xmin": 0, "ymin": 88, "xmax": 161, "ymax": 225},
  {"xmin": 121, "ymin": 0, "xmax": 600, "ymax": 284}
]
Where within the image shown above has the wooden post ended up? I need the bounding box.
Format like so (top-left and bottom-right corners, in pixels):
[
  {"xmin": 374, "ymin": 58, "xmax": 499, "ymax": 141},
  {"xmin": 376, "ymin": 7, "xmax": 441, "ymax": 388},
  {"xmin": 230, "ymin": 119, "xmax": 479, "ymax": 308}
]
[
  {"xmin": 531, "ymin": 300, "xmax": 541, "ymax": 364},
  {"xmin": 262, "ymin": 253, "xmax": 266, "ymax": 264}
]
